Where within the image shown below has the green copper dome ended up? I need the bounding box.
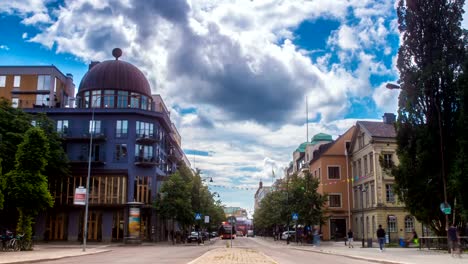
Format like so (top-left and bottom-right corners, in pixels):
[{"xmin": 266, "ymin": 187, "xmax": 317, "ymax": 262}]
[{"xmin": 295, "ymin": 133, "xmax": 333, "ymax": 152}]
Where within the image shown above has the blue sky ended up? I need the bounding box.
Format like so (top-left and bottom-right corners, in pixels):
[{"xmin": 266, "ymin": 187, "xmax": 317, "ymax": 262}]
[{"xmin": 2, "ymin": 1, "xmax": 466, "ymax": 216}]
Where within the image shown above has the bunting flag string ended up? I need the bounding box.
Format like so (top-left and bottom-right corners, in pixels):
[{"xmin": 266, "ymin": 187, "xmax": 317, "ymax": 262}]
[{"xmin": 206, "ymin": 175, "xmax": 369, "ymax": 191}]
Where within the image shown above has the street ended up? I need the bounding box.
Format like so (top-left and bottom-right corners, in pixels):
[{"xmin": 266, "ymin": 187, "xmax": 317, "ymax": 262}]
[{"xmin": 32, "ymin": 237, "xmax": 373, "ymax": 264}]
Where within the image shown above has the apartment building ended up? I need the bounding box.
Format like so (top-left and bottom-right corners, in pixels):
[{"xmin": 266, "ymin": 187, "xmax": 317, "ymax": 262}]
[
  {"xmin": 308, "ymin": 128, "xmax": 355, "ymax": 241},
  {"xmin": 349, "ymin": 113, "xmax": 421, "ymax": 243}
]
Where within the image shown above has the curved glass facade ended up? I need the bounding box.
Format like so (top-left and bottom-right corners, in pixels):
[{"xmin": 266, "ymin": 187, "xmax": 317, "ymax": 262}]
[{"xmin": 77, "ymin": 89, "xmax": 153, "ymax": 111}]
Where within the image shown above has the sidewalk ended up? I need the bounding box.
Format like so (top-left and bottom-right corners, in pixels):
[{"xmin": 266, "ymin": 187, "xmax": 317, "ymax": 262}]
[
  {"xmin": 0, "ymin": 244, "xmax": 112, "ymax": 264},
  {"xmin": 260, "ymin": 237, "xmax": 466, "ymax": 264}
]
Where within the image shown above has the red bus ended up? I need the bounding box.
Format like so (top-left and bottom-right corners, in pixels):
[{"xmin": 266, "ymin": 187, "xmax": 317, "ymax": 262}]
[{"xmin": 219, "ymin": 222, "xmax": 236, "ymax": 239}]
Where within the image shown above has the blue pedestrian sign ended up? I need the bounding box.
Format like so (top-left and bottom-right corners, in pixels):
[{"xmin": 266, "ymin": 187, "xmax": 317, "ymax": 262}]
[
  {"xmin": 292, "ymin": 213, "xmax": 298, "ymax": 221},
  {"xmin": 195, "ymin": 213, "xmax": 202, "ymax": 220}
]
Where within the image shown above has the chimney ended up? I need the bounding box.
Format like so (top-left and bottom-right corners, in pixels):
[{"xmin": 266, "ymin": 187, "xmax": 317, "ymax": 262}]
[
  {"xmin": 89, "ymin": 61, "xmax": 100, "ymax": 70},
  {"xmin": 383, "ymin": 113, "xmax": 396, "ymax": 124},
  {"xmin": 66, "ymin": 73, "xmax": 73, "ymax": 80}
]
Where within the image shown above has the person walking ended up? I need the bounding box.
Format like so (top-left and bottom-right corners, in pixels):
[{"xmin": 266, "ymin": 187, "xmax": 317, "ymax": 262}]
[
  {"xmin": 347, "ymin": 229, "xmax": 354, "ymax": 248},
  {"xmin": 448, "ymin": 224, "xmax": 461, "ymax": 258},
  {"xmin": 377, "ymin": 225, "xmax": 386, "ymax": 252}
]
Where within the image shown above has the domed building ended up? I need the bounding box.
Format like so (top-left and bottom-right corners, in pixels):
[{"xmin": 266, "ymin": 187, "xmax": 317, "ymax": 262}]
[{"xmin": 24, "ymin": 49, "xmax": 186, "ymax": 243}]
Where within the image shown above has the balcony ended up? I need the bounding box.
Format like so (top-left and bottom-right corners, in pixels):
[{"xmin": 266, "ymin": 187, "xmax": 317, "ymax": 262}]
[
  {"xmin": 135, "ymin": 132, "xmax": 159, "ymax": 144},
  {"xmin": 60, "ymin": 129, "xmax": 107, "ymax": 142},
  {"xmin": 69, "ymin": 152, "xmax": 106, "ymax": 166},
  {"xmin": 134, "ymin": 156, "xmax": 158, "ymax": 167},
  {"xmin": 167, "ymin": 149, "xmax": 179, "ymax": 162}
]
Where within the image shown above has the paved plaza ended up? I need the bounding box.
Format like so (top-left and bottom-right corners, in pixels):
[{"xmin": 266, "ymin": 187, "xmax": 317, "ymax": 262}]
[{"xmin": 0, "ymin": 238, "xmax": 465, "ymax": 264}]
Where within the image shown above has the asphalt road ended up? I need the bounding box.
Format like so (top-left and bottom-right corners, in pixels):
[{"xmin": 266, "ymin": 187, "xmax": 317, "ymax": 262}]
[{"xmin": 34, "ymin": 237, "xmax": 374, "ymax": 264}]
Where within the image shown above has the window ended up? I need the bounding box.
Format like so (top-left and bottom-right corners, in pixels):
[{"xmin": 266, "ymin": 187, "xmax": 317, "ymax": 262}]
[
  {"xmin": 0, "ymin": 75, "xmax": 5, "ymax": 87},
  {"xmin": 103, "ymin": 90, "xmax": 115, "ymax": 108},
  {"xmin": 83, "ymin": 91, "xmax": 90, "ymax": 108},
  {"xmin": 369, "ymin": 153, "xmax": 374, "ymax": 172},
  {"xmin": 11, "ymin": 98, "xmax": 19, "ymax": 108},
  {"xmin": 89, "ymin": 120, "xmax": 102, "ymax": 134},
  {"xmin": 357, "ymin": 159, "xmax": 362, "ymax": 177},
  {"xmin": 116, "ymin": 120, "xmax": 128, "ymax": 138},
  {"xmin": 358, "ymin": 132, "xmax": 365, "ymax": 149},
  {"xmin": 363, "ymin": 156, "xmax": 368, "ymax": 174},
  {"xmin": 404, "ymin": 216, "xmax": 415, "ymax": 232},
  {"xmin": 130, "ymin": 93, "xmax": 139, "ymax": 108},
  {"xmin": 327, "ymin": 166, "xmax": 340, "ymax": 179},
  {"xmin": 13, "ymin": 75, "xmax": 21, "ymax": 87},
  {"xmin": 365, "ymin": 184, "xmax": 369, "ymax": 207},
  {"xmin": 383, "ymin": 153, "xmax": 393, "ymax": 168},
  {"xmin": 135, "ymin": 144, "xmax": 153, "ymax": 160},
  {"xmin": 352, "ymin": 161, "xmax": 357, "ymax": 178},
  {"xmin": 91, "ymin": 90, "xmax": 102, "ymax": 107},
  {"xmin": 372, "ymin": 216, "xmax": 376, "ymax": 235},
  {"xmin": 354, "ymin": 189, "xmax": 359, "ymax": 208},
  {"xmin": 117, "ymin": 91, "xmax": 128, "ymax": 108},
  {"xmin": 37, "ymin": 75, "xmax": 51, "ymax": 90},
  {"xmin": 141, "ymin": 95, "xmax": 148, "ymax": 110},
  {"xmin": 370, "ymin": 183, "xmax": 375, "ymax": 206},
  {"xmin": 388, "ymin": 216, "xmax": 397, "ymax": 232},
  {"xmin": 115, "ymin": 144, "xmax": 128, "ymax": 161},
  {"xmin": 329, "ymin": 194, "xmax": 341, "ymax": 207},
  {"xmin": 136, "ymin": 121, "xmax": 154, "ymax": 137},
  {"xmin": 366, "ymin": 216, "xmax": 370, "ymax": 236},
  {"xmin": 36, "ymin": 94, "xmax": 49, "ymax": 106},
  {"xmin": 134, "ymin": 176, "xmax": 152, "ymax": 204},
  {"xmin": 56, "ymin": 120, "xmax": 69, "ymax": 134},
  {"xmin": 386, "ymin": 184, "xmax": 395, "ymax": 203}
]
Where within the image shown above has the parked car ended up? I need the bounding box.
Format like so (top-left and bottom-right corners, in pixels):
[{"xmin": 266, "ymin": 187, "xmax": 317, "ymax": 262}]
[
  {"xmin": 247, "ymin": 230, "xmax": 255, "ymax": 237},
  {"xmin": 210, "ymin": 231, "xmax": 218, "ymax": 238},
  {"xmin": 201, "ymin": 231, "xmax": 210, "ymax": 241},
  {"xmin": 281, "ymin": 231, "xmax": 296, "ymax": 240},
  {"xmin": 187, "ymin": 231, "xmax": 200, "ymax": 243}
]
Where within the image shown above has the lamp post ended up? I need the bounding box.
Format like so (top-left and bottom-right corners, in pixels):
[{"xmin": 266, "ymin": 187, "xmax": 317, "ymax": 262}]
[
  {"xmin": 82, "ymin": 93, "xmax": 139, "ymax": 251},
  {"xmin": 386, "ymin": 83, "xmax": 450, "ymax": 237},
  {"xmin": 355, "ymin": 185, "xmax": 367, "ymax": 248}
]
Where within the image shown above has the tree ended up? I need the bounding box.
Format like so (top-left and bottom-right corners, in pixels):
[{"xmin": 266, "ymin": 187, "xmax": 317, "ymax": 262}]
[
  {"xmin": 0, "ymin": 158, "xmax": 4, "ymax": 210},
  {"xmin": 5, "ymin": 127, "xmax": 54, "ymax": 249},
  {"xmin": 394, "ymin": 0, "xmax": 466, "ymax": 234},
  {"xmin": 154, "ymin": 170, "xmax": 193, "ymax": 232}
]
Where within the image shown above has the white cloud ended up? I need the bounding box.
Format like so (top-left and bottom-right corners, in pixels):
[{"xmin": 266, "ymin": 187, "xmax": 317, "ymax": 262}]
[
  {"xmin": 372, "ymin": 83, "xmax": 399, "ymax": 114},
  {"xmin": 1, "ymin": 0, "xmax": 399, "ymax": 210},
  {"xmin": 0, "ymin": 45, "xmax": 9, "ymax": 51},
  {"xmin": 22, "ymin": 32, "xmax": 28, "ymax": 39}
]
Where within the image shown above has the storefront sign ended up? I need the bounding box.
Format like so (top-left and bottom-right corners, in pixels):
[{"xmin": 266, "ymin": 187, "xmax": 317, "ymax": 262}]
[{"xmin": 73, "ymin": 187, "xmax": 86, "ymax": 205}]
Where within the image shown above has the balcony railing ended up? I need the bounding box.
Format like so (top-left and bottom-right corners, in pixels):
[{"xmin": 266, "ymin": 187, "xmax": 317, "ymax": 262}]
[
  {"xmin": 135, "ymin": 132, "xmax": 159, "ymax": 144},
  {"xmin": 134, "ymin": 156, "xmax": 158, "ymax": 167},
  {"xmin": 69, "ymin": 152, "xmax": 106, "ymax": 165},
  {"xmin": 59, "ymin": 129, "xmax": 107, "ymax": 141}
]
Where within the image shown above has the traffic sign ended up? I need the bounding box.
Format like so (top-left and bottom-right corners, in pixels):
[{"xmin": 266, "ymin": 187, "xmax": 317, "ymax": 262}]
[
  {"xmin": 444, "ymin": 207, "xmax": 451, "ymax": 214},
  {"xmin": 195, "ymin": 213, "xmax": 202, "ymax": 220},
  {"xmin": 74, "ymin": 186, "xmax": 86, "ymax": 205},
  {"xmin": 440, "ymin": 203, "xmax": 451, "ymax": 214},
  {"xmin": 292, "ymin": 213, "xmax": 298, "ymax": 221},
  {"xmin": 204, "ymin": 215, "xmax": 210, "ymax": 223}
]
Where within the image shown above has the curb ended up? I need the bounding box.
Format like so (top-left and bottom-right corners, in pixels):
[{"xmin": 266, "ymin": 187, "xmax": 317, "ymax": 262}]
[{"xmin": 291, "ymin": 247, "xmax": 409, "ymax": 264}]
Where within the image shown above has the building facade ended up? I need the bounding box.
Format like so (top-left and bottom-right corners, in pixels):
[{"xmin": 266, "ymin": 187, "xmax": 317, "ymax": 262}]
[
  {"xmin": 308, "ymin": 128, "xmax": 355, "ymax": 241},
  {"xmin": 254, "ymin": 181, "xmax": 272, "ymax": 211},
  {"xmin": 1, "ymin": 49, "xmax": 186, "ymax": 242},
  {"xmin": 349, "ymin": 113, "xmax": 421, "ymax": 243},
  {"xmin": 0, "ymin": 65, "xmax": 75, "ymax": 109}
]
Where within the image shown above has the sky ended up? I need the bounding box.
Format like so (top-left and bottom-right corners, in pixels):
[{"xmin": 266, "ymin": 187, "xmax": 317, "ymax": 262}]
[{"xmin": 1, "ymin": 0, "xmax": 467, "ymax": 217}]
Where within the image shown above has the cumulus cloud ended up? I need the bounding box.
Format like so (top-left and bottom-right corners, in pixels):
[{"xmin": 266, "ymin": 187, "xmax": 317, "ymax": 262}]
[
  {"xmin": 1, "ymin": 0, "xmax": 399, "ymax": 199},
  {"xmin": 0, "ymin": 45, "xmax": 9, "ymax": 51}
]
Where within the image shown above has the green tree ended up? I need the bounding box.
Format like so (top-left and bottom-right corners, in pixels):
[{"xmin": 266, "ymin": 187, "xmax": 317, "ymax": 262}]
[
  {"xmin": 154, "ymin": 170, "xmax": 193, "ymax": 232},
  {"xmin": 0, "ymin": 158, "xmax": 4, "ymax": 209},
  {"xmin": 394, "ymin": 0, "xmax": 466, "ymax": 233},
  {"xmin": 5, "ymin": 127, "xmax": 54, "ymax": 249}
]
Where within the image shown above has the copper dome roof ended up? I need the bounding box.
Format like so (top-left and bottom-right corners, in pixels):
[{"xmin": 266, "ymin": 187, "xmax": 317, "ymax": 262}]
[{"xmin": 78, "ymin": 52, "xmax": 152, "ymax": 97}]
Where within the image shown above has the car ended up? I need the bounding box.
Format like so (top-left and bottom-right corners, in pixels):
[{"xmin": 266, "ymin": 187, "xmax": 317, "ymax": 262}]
[
  {"xmin": 210, "ymin": 231, "xmax": 218, "ymax": 238},
  {"xmin": 247, "ymin": 230, "xmax": 255, "ymax": 237},
  {"xmin": 187, "ymin": 231, "xmax": 200, "ymax": 243},
  {"xmin": 281, "ymin": 231, "xmax": 296, "ymax": 240},
  {"xmin": 236, "ymin": 231, "xmax": 244, "ymax": 237}
]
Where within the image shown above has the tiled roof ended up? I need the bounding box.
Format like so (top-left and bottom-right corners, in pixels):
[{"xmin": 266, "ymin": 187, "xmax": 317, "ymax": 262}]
[{"xmin": 358, "ymin": 121, "xmax": 396, "ymax": 138}]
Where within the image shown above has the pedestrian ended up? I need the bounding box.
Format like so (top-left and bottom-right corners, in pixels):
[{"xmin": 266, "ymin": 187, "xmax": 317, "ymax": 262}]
[
  {"xmin": 448, "ymin": 224, "xmax": 461, "ymax": 258},
  {"xmin": 377, "ymin": 225, "xmax": 386, "ymax": 252},
  {"xmin": 347, "ymin": 229, "xmax": 354, "ymax": 248}
]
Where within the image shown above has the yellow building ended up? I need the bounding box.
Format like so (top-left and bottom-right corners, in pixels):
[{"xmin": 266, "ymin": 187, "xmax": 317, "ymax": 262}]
[
  {"xmin": 349, "ymin": 113, "xmax": 422, "ymax": 244},
  {"xmin": 0, "ymin": 66, "xmax": 75, "ymax": 108}
]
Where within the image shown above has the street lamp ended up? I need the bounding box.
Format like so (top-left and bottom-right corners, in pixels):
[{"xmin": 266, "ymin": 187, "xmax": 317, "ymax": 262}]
[
  {"xmin": 355, "ymin": 185, "xmax": 368, "ymax": 248},
  {"xmin": 82, "ymin": 93, "xmax": 139, "ymax": 251},
  {"xmin": 386, "ymin": 82, "xmax": 450, "ymax": 238}
]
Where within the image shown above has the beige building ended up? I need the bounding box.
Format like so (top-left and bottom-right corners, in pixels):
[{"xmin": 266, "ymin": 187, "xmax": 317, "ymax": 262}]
[
  {"xmin": 254, "ymin": 181, "xmax": 272, "ymax": 211},
  {"xmin": 349, "ymin": 113, "xmax": 421, "ymax": 244},
  {"xmin": 0, "ymin": 66, "xmax": 75, "ymax": 109},
  {"xmin": 309, "ymin": 127, "xmax": 355, "ymax": 241}
]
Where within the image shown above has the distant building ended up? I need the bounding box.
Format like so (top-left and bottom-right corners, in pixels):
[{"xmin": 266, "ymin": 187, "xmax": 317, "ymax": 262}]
[
  {"xmin": 292, "ymin": 133, "xmax": 333, "ymax": 177},
  {"xmin": 349, "ymin": 113, "xmax": 421, "ymax": 243},
  {"xmin": 1, "ymin": 49, "xmax": 187, "ymax": 242},
  {"xmin": 224, "ymin": 207, "xmax": 247, "ymax": 218},
  {"xmin": 254, "ymin": 181, "xmax": 272, "ymax": 211},
  {"xmin": 0, "ymin": 65, "xmax": 75, "ymax": 108},
  {"xmin": 309, "ymin": 128, "xmax": 355, "ymax": 241}
]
